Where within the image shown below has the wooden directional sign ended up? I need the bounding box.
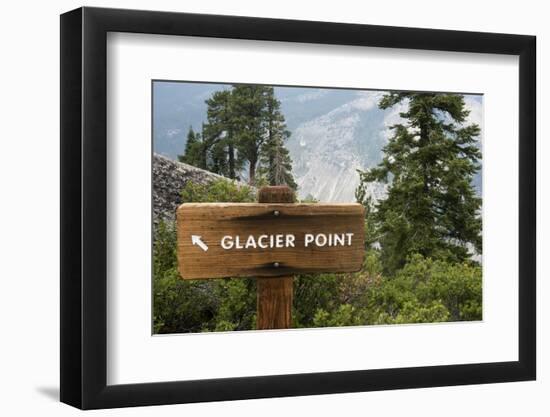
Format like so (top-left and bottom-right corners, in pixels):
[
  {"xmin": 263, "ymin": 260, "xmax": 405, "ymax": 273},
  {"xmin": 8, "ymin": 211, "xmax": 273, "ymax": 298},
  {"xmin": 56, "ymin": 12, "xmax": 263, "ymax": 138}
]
[{"xmin": 176, "ymin": 202, "xmax": 365, "ymax": 279}]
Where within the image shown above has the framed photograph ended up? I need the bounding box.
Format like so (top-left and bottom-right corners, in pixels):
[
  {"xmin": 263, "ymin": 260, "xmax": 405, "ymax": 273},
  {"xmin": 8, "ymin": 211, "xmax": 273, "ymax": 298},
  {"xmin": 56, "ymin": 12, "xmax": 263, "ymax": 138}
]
[{"xmin": 60, "ymin": 6, "xmax": 536, "ymax": 409}]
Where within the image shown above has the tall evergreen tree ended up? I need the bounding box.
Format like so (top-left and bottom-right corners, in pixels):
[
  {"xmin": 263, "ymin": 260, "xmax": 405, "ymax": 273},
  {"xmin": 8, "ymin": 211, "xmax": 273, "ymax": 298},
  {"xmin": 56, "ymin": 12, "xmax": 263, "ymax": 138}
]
[
  {"xmin": 357, "ymin": 92, "xmax": 481, "ymax": 273},
  {"xmin": 231, "ymin": 85, "xmax": 269, "ymax": 185},
  {"xmin": 203, "ymin": 90, "xmax": 240, "ymax": 178},
  {"xmin": 259, "ymin": 88, "xmax": 297, "ymax": 189},
  {"xmin": 178, "ymin": 127, "xmax": 206, "ymax": 169},
  {"xmin": 179, "ymin": 85, "xmax": 296, "ymax": 188}
]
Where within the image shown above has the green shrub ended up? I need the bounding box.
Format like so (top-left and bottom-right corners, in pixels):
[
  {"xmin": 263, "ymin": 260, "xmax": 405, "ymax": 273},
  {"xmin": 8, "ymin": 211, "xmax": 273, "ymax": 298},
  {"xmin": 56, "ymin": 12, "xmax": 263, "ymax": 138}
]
[
  {"xmin": 181, "ymin": 179, "xmax": 255, "ymax": 203},
  {"xmin": 153, "ymin": 179, "xmax": 256, "ymax": 334}
]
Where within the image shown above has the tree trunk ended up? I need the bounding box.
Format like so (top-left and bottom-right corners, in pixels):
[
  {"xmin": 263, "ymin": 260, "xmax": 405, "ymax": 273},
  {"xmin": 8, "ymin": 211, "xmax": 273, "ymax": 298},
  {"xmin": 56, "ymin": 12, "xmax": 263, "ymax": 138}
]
[
  {"xmin": 249, "ymin": 158, "xmax": 256, "ymax": 185},
  {"xmin": 228, "ymin": 142, "xmax": 235, "ymax": 179}
]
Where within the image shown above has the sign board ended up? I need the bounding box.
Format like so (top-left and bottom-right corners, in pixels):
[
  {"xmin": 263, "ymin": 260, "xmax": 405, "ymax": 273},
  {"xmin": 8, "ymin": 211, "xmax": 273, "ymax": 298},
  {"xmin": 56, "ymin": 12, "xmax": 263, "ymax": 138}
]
[{"xmin": 176, "ymin": 203, "xmax": 365, "ymax": 279}]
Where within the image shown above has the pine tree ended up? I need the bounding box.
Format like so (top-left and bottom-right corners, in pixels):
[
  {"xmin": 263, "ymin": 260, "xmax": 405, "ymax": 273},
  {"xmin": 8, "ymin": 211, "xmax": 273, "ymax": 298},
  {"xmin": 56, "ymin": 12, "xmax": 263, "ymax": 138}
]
[
  {"xmin": 259, "ymin": 88, "xmax": 297, "ymax": 189},
  {"xmin": 202, "ymin": 90, "xmax": 240, "ymax": 178},
  {"xmin": 231, "ymin": 85, "xmax": 269, "ymax": 185},
  {"xmin": 178, "ymin": 127, "xmax": 206, "ymax": 169},
  {"xmin": 260, "ymin": 136, "xmax": 297, "ymax": 189},
  {"xmin": 181, "ymin": 85, "xmax": 296, "ymax": 187},
  {"xmin": 357, "ymin": 92, "xmax": 481, "ymax": 273}
]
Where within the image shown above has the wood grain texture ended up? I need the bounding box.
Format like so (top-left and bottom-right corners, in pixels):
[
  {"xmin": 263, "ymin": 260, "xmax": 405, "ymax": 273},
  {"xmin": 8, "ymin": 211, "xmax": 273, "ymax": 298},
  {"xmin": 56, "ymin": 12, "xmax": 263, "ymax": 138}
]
[
  {"xmin": 256, "ymin": 186, "xmax": 295, "ymax": 330},
  {"xmin": 256, "ymin": 276, "xmax": 293, "ymax": 329},
  {"xmin": 176, "ymin": 201, "xmax": 365, "ymax": 279},
  {"xmin": 257, "ymin": 185, "xmax": 296, "ymax": 203}
]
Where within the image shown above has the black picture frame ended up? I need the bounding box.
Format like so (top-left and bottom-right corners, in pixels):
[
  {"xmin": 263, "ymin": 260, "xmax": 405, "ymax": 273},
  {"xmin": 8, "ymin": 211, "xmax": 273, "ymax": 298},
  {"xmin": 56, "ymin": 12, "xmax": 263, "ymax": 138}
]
[{"xmin": 60, "ymin": 6, "xmax": 536, "ymax": 410}]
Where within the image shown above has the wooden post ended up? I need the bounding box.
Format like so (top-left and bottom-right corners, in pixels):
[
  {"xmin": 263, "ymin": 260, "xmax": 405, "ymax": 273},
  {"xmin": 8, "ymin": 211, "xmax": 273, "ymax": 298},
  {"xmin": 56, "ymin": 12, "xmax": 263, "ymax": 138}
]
[{"xmin": 256, "ymin": 186, "xmax": 295, "ymax": 330}]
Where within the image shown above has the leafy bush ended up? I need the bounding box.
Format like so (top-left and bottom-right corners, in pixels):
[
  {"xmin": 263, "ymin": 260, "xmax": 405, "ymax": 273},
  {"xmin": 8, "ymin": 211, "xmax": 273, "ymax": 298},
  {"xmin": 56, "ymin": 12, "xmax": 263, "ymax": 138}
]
[
  {"xmin": 153, "ymin": 220, "xmax": 219, "ymax": 333},
  {"xmin": 181, "ymin": 178, "xmax": 256, "ymax": 203},
  {"xmin": 363, "ymin": 254, "xmax": 481, "ymax": 324},
  {"xmin": 153, "ymin": 179, "xmax": 256, "ymax": 334}
]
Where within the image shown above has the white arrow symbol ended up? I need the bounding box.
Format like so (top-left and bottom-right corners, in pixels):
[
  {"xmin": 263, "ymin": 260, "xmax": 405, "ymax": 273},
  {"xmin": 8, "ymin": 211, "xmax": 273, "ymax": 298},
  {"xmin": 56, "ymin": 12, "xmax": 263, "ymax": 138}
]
[{"xmin": 191, "ymin": 235, "xmax": 209, "ymax": 252}]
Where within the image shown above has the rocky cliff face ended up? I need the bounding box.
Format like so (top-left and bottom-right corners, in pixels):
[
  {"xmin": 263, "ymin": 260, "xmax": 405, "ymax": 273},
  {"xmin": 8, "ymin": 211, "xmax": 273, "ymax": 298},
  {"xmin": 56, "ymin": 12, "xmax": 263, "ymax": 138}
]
[
  {"xmin": 153, "ymin": 153, "xmax": 253, "ymax": 226},
  {"xmin": 286, "ymin": 92, "xmax": 390, "ymax": 202}
]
